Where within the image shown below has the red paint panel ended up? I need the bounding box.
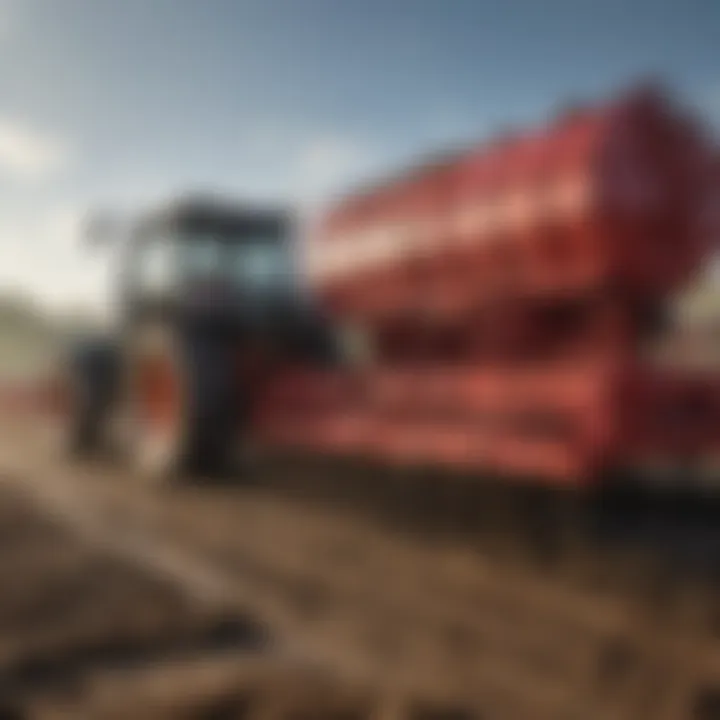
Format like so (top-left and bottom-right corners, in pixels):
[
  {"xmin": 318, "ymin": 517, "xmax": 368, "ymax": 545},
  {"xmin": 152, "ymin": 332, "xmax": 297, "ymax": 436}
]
[{"xmin": 310, "ymin": 86, "xmax": 714, "ymax": 328}]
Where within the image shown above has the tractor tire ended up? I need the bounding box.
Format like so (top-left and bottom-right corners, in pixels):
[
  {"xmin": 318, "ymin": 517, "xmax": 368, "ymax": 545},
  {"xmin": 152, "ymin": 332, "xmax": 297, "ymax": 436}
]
[
  {"xmin": 122, "ymin": 325, "xmax": 242, "ymax": 484},
  {"xmin": 57, "ymin": 364, "xmax": 95, "ymax": 458},
  {"xmin": 56, "ymin": 339, "xmax": 119, "ymax": 459}
]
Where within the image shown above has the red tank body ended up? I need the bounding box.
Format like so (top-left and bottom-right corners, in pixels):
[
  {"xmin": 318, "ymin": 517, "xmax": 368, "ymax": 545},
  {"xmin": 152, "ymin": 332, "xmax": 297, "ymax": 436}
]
[
  {"xmin": 306, "ymin": 87, "xmax": 713, "ymax": 326},
  {"xmin": 252, "ymin": 84, "xmax": 720, "ymax": 487}
]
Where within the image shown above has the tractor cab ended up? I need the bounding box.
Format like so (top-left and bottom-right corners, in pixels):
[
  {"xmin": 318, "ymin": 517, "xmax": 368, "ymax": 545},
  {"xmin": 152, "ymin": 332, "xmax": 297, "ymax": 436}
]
[
  {"xmin": 106, "ymin": 196, "xmax": 335, "ymax": 364},
  {"xmin": 116, "ymin": 197, "xmax": 298, "ymax": 329}
]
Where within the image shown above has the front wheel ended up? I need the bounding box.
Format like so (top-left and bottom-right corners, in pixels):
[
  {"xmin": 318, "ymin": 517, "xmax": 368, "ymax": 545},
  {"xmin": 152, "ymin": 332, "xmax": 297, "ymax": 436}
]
[{"xmin": 52, "ymin": 340, "xmax": 118, "ymax": 459}]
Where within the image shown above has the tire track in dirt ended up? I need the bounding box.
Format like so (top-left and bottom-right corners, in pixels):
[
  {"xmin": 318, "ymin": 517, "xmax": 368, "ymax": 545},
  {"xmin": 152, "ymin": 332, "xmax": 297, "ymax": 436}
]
[
  {"xmin": 0, "ymin": 476, "xmax": 486, "ymax": 719},
  {"xmin": 0, "ymin": 437, "xmax": 416, "ymax": 696},
  {"xmin": 2, "ymin": 425, "xmax": 720, "ymax": 718},
  {"xmin": 0, "ymin": 485, "xmax": 269, "ymax": 718}
]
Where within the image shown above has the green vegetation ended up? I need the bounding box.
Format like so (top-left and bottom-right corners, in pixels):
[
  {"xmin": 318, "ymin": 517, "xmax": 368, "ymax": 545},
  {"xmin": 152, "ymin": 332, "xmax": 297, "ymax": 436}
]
[{"xmin": 0, "ymin": 294, "xmax": 99, "ymax": 380}]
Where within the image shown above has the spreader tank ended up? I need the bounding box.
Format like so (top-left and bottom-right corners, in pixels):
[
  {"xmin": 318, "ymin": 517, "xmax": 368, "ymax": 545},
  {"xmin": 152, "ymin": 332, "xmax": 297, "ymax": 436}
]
[{"xmin": 307, "ymin": 87, "xmax": 715, "ymax": 323}]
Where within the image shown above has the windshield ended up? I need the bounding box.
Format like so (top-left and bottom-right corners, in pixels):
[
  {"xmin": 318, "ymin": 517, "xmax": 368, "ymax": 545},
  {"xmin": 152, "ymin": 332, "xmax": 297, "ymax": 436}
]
[{"xmin": 177, "ymin": 231, "xmax": 292, "ymax": 293}]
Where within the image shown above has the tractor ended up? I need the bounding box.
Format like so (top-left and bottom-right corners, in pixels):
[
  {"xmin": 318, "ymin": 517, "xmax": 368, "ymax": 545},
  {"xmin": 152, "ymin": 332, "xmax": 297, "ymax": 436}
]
[{"xmin": 58, "ymin": 195, "xmax": 337, "ymax": 480}]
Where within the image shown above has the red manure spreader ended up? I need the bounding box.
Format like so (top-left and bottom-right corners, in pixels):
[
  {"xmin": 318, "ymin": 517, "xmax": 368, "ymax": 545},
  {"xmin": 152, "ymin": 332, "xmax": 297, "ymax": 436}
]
[
  {"xmin": 36, "ymin": 83, "xmax": 720, "ymax": 504},
  {"xmin": 257, "ymin": 84, "xmax": 720, "ymax": 489}
]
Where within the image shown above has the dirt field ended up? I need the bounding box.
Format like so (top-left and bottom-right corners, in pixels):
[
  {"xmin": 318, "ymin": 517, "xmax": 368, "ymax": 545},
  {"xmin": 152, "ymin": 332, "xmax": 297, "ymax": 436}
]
[{"xmin": 0, "ymin": 420, "xmax": 719, "ymax": 719}]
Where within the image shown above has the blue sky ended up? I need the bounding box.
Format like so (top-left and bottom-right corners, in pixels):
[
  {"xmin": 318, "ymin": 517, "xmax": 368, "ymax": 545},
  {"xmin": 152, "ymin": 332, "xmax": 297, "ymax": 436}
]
[{"xmin": 0, "ymin": 0, "xmax": 718, "ymax": 310}]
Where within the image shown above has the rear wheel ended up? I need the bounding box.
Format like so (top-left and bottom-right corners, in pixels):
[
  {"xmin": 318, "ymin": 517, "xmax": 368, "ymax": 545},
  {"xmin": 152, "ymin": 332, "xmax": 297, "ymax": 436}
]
[{"xmin": 122, "ymin": 327, "xmax": 241, "ymax": 484}]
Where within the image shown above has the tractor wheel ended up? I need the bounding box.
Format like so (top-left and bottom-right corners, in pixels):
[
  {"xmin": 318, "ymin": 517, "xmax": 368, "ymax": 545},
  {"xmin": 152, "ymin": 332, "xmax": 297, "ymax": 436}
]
[
  {"xmin": 122, "ymin": 327, "xmax": 240, "ymax": 483},
  {"xmin": 54, "ymin": 340, "xmax": 118, "ymax": 459},
  {"xmin": 58, "ymin": 363, "xmax": 97, "ymax": 457}
]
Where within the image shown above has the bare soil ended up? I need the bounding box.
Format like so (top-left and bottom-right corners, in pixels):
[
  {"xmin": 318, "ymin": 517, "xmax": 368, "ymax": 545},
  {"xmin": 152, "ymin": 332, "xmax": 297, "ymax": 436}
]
[{"xmin": 0, "ymin": 419, "xmax": 718, "ymax": 719}]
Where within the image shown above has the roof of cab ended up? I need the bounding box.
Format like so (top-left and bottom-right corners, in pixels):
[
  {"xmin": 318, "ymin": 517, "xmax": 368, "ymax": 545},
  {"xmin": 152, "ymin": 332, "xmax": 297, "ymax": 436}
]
[{"xmin": 135, "ymin": 193, "xmax": 293, "ymax": 237}]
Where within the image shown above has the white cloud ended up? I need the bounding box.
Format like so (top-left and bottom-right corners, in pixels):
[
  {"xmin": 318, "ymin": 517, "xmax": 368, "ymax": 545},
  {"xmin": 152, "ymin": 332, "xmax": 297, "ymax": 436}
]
[
  {"xmin": 681, "ymin": 81, "xmax": 720, "ymax": 138},
  {"xmin": 230, "ymin": 123, "xmax": 382, "ymax": 211},
  {"xmin": 292, "ymin": 135, "xmax": 372, "ymax": 205},
  {"xmin": 0, "ymin": 119, "xmax": 70, "ymax": 179},
  {"xmin": 0, "ymin": 205, "xmax": 110, "ymax": 315}
]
